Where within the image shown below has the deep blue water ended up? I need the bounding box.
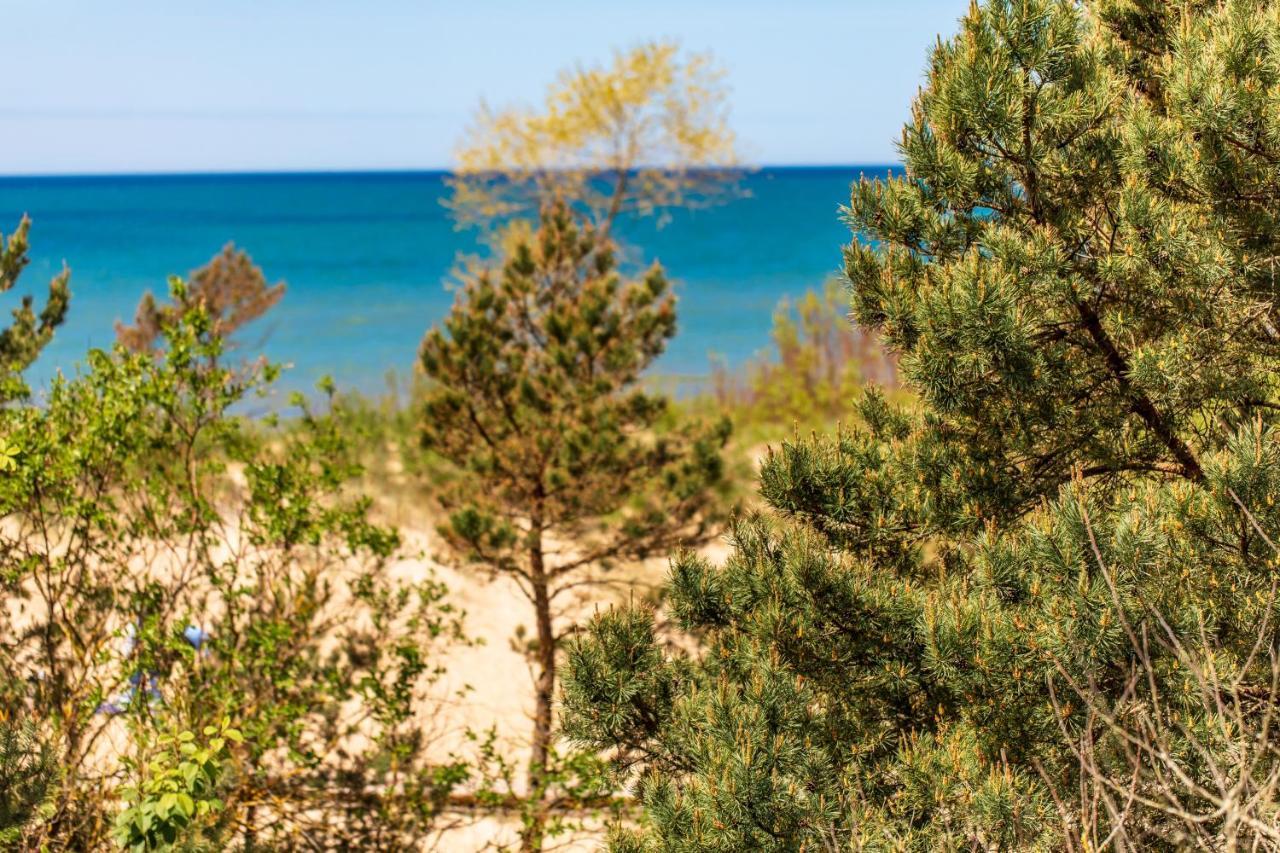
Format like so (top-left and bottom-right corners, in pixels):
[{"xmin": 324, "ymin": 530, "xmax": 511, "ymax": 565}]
[{"xmin": 0, "ymin": 167, "xmax": 894, "ymax": 398}]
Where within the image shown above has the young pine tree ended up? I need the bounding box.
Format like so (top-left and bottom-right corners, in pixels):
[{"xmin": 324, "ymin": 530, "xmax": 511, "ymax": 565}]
[
  {"xmin": 0, "ymin": 720, "xmax": 58, "ymax": 848},
  {"xmin": 565, "ymin": 0, "xmax": 1280, "ymax": 848},
  {"xmin": 418, "ymin": 200, "xmax": 729, "ymax": 851}
]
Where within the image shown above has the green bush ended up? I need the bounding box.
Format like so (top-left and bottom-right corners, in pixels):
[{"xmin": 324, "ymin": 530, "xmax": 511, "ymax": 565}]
[
  {"xmin": 113, "ymin": 721, "xmax": 239, "ymax": 852},
  {"xmin": 0, "ymin": 278, "xmax": 467, "ymax": 850}
]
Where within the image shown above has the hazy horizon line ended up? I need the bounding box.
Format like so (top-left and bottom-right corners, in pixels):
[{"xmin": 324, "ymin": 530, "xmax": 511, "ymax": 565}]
[{"xmin": 0, "ymin": 163, "xmax": 902, "ymax": 181}]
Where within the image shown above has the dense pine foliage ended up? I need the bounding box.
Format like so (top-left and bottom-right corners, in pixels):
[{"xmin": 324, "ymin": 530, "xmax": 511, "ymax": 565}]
[{"xmin": 564, "ymin": 0, "xmax": 1280, "ymax": 848}]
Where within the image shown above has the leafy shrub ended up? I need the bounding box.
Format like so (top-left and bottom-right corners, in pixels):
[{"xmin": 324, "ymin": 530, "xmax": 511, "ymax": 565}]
[
  {"xmin": 710, "ymin": 278, "xmax": 898, "ymax": 431},
  {"xmin": 113, "ymin": 721, "xmax": 239, "ymax": 852},
  {"xmin": 0, "ymin": 278, "xmax": 466, "ymax": 850}
]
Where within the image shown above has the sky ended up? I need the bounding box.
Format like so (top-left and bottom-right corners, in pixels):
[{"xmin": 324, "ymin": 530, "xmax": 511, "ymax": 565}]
[{"xmin": 1, "ymin": 0, "xmax": 966, "ymax": 175}]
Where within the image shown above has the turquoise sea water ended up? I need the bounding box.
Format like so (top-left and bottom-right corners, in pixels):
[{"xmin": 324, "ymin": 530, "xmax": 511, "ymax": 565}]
[{"xmin": 0, "ymin": 167, "xmax": 894, "ymax": 398}]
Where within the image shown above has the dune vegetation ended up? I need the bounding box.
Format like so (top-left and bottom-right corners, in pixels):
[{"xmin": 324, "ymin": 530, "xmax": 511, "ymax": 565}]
[{"xmin": 7, "ymin": 1, "xmax": 1280, "ymax": 850}]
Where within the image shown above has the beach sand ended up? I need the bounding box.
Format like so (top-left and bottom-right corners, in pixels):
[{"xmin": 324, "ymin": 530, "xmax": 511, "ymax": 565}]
[{"xmin": 389, "ymin": 524, "xmax": 733, "ymax": 851}]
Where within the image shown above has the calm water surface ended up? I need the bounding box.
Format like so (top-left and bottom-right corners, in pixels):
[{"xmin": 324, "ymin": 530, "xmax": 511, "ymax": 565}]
[{"xmin": 0, "ymin": 167, "xmax": 895, "ymax": 397}]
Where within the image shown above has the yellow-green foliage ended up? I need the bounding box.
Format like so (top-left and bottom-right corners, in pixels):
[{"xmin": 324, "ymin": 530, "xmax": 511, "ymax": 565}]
[
  {"xmin": 113, "ymin": 721, "xmax": 241, "ymax": 852},
  {"xmin": 449, "ymin": 40, "xmax": 743, "ymax": 230},
  {"xmin": 709, "ymin": 278, "xmax": 899, "ymax": 437}
]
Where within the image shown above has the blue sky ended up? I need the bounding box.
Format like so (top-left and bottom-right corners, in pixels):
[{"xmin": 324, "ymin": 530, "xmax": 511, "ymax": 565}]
[{"xmin": 2, "ymin": 1, "xmax": 965, "ymax": 175}]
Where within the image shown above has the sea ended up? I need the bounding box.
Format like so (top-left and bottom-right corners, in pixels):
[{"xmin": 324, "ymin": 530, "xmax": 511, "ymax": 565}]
[{"xmin": 0, "ymin": 166, "xmax": 894, "ymax": 400}]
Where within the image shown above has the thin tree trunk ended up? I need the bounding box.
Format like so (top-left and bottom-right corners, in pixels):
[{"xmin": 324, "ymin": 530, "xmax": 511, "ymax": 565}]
[
  {"xmin": 598, "ymin": 169, "xmax": 630, "ymax": 240},
  {"xmin": 522, "ymin": 523, "xmax": 555, "ymax": 853},
  {"xmin": 244, "ymin": 803, "xmax": 258, "ymax": 852}
]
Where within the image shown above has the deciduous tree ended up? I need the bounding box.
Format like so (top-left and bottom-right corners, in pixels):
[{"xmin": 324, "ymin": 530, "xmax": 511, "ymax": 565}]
[{"xmin": 449, "ymin": 41, "xmax": 742, "ymax": 233}]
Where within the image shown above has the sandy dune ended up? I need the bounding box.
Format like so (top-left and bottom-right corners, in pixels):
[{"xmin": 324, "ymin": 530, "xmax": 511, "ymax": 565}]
[{"xmin": 386, "ymin": 524, "xmax": 732, "ymax": 852}]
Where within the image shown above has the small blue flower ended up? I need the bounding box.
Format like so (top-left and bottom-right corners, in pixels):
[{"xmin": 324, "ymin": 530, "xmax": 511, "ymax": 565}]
[{"xmin": 183, "ymin": 624, "xmax": 208, "ymax": 650}]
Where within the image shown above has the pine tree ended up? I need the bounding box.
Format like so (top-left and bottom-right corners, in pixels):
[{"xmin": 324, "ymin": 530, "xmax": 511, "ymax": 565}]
[
  {"xmin": 418, "ymin": 200, "xmax": 729, "ymax": 852},
  {"xmin": 0, "ymin": 720, "xmax": 58, "ymax": 847},
  {"xmin": 115, "ymin": 242, "xmax": 284, "ymax": 358},
  {"xmin": 0, "ymin": 216, "xmax": 69, "ymax": 402},
  {"xmin": 564, "ymin": 0, "xmax": 1280, "ymax": 848}
]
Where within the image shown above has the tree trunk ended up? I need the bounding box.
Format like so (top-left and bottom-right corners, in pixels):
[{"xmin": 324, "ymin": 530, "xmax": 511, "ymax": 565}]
[
  {"xmin": 244, "ymin": 803, "xmax": 258, "ymax": 851},
  {"xmin": 598, "ymin": 168, "xmax": 630, "ymax": 240},
  {"xmin": 521, "ymin": 527, "xmax": 555, "ymax": 853}
]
